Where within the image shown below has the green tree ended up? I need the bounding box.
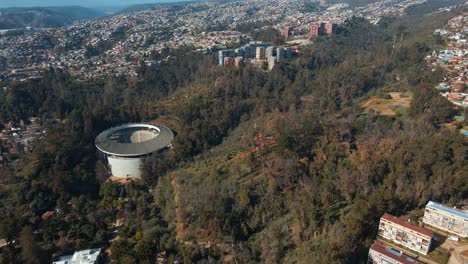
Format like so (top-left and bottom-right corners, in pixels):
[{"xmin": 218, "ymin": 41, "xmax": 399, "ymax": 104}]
[{"xmin": 19, "ymin": 226, "xmax": 47, "ymax": 264}]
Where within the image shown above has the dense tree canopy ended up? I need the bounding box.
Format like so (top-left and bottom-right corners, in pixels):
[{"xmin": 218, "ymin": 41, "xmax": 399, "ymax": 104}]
[{"xmin": 0, "ymin": 8, "xmax": 466, "ymax": 264}]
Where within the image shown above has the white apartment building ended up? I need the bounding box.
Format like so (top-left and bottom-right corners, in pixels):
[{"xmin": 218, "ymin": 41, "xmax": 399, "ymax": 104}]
[
  {"xmin": 368, "ymin": 242, "xmax": 421, "ymax": 264},
  {"xmin": 378, "ymin": 213, "xmax": 433, "ymax": 255},
  {"xmin": 423, "ymin": 201, "xmax": 468, "ymax": 238}
]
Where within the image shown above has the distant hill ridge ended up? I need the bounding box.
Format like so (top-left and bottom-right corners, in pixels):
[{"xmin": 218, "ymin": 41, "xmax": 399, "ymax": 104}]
[
  {"xmin": 0, "ymin": 6, "xmax": 104, "ymax": 30},
  {"xmin": 115, "ymin": 0, "xmax": 200, "ymax": 14}
]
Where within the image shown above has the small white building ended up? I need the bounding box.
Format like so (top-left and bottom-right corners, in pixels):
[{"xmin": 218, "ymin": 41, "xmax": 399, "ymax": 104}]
[
  {"xmin": 53, "ymin": 248, "xmax": 102, "ymax": 264},
  {"xmin": 368, "ymin": 242, "xmax": 421, "ymax": 264}
]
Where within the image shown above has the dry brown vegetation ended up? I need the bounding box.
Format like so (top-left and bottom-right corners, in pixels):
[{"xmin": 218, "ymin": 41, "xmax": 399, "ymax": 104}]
[{"xmin": 362, "ymin": 92, "xmax": 413, "ymax": 115}]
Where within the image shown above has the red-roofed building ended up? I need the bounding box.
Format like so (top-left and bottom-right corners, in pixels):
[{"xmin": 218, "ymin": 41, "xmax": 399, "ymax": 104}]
[
  {"xmin": 41, "ymin": 211, "xmax": 55, "ymax": 221},
  {"xmin": 448, "ymin": 92, "xmax": 464, "ymax": 101},
  {"xmin": 368, "ymin": 242, "xmax": 423, "ymax": 264},
  {"xmin": 223, "ymin": 57, "xmax": 235, "ymax": 67},
  {"xmin": 378, "ymin": 213, "xmax": 433, "ymax": 255},
  {"xmin": 325, "ymin": 23, "xmax": 338, "ymax": 34},
  {"xmin": 281, "ymin": 27, "xmax": 291, "ymax": 39},
  {"xmin": 448, "ymin": 57, "xmax": 463, "ymax": 65},
  {"xmin": 452, "ymin": 84, "xmax": 463, "ymax": 91},
  {"xmin": 310, "ymin": 24, "xmax": 320, "ymax": 38}
]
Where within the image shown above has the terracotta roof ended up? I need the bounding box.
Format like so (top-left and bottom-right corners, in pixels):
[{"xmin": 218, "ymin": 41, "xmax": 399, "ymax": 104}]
[
  {"xmin": 41, "ymin": 211, "xmax": 55, "ymax": 220},
  {"xmin": 381, "ymin": 213, "xmax": 434, "ymax": 237},
  {"xmin": 370, "ymin": 242, "xmax": 418, "ymax": 264}
]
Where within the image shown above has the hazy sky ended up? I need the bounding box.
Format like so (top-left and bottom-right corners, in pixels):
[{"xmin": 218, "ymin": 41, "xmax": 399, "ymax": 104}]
[{"xmin": 0, "ymin": 0, "xmax": 191, "ymax": 8}]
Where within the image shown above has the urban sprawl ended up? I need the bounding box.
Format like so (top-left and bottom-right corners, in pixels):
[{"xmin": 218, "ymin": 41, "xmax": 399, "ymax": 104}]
[
  {"xmin": 429, "ymin": 15, "xmax": 468, "ymax": 137},
  {"xmin": 0, "ymin": 0, "xmax": 428, "ymax": 81},
  {"xmin": 0, "ymin": 1, "xmax": 467, "ymax": 264}
]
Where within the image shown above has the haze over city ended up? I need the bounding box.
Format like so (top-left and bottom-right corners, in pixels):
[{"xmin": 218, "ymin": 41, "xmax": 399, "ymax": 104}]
[{"xmin": 0, "ymin": 0, "xmax": 190, "ymax": 8}]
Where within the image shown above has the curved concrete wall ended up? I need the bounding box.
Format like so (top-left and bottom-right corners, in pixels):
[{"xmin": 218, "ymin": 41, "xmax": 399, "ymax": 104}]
[{"xmin": 107, "ymin": 156, "xmax": 143, "ymax": 178}]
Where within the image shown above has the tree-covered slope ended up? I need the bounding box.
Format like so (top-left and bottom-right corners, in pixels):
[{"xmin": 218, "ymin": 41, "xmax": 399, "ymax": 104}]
[{"xmin": 0, "ymin": 6, "xmax": 466, "ymax": 264}]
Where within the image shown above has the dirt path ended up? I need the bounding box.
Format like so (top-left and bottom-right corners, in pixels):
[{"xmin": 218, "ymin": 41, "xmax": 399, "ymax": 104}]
[
  {"xmin": 362, "ymin": 97, "xmax": 379, "ymax": 108},
  {"xmin": 170, "ymin": 174, "xmax": 185, "ymax": 240},
  {"xmin": 443, "ymin": 241, "xmax": 468, "ymax": 264},
  {"xmin": 388, "ymin": 92, "xmax": 412, "ymax": 107}
]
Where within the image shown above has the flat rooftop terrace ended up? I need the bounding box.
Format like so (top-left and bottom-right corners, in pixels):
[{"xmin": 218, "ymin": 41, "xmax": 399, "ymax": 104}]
[
  {"xmin": 95, "ymin": 124, "xmax": 174, "ymax": 156},
  {"xmin": 108, "ymin": 127, "xmax": 159, "ymax": 144}
]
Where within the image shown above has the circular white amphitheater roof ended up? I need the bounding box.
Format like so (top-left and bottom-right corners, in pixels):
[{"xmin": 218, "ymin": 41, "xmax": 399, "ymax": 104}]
[{"xmin": 95, "ymin": 124, "xmax": 174, "ymax": 156}]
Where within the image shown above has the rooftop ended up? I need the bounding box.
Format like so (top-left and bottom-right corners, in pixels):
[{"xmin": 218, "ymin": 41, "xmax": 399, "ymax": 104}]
[
  {"xmin": 95, "ymin": 124, "xmax": 174, "ymax": 156},
  {"xmin": 370, "ymin": 242, "xmax": 418, "ymax": 264},
  {"xmin": 53, "ymin": 248, "xmax": 101, "ymax": 264},
  {"xmin": 381, "ymin": 213, "xmax": 434, "ymax": 238},
  {"xmin": 426, "ymin": 201, "xmax": 468, "ymax": 220}
]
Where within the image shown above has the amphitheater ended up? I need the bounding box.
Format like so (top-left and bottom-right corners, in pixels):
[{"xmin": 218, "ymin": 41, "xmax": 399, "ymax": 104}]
[
  {"xmin": 95, "ymin": 124, "xmax": 174, "ymax": 178},
  {"xmin": 109, "ymin": 126, "xmax": 159, "ymax": 144}
]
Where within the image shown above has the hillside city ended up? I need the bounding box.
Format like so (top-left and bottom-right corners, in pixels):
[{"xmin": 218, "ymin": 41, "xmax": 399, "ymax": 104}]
[
  {"xmin": 0, "ymin": 0, "xmax": 467, "ymax": 264},
  {"xmin": 1, "ymin": 0, "xmax": 427, "ymax": 81},
  {"xmin": 428, "ymin": 14, "xmax": 468, "ymax": 137},
  {"xmin": 2, "ymin": 0, "xmax": 453, "ymax": 168},
  {"xmin": 431, "ymin": 15, "xmax": 467, "ymax": 105}
]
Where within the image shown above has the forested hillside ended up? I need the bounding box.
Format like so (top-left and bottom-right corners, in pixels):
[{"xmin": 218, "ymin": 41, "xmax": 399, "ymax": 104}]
[{"xmin": 0, "ymin": 6, "xmax": 466, "ymax": 264}]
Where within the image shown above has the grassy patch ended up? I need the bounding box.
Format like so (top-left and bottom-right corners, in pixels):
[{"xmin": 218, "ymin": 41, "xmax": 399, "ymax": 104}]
[{"xmin": 362, "ymin": 91, "xmax": 413, "ymax": 116}]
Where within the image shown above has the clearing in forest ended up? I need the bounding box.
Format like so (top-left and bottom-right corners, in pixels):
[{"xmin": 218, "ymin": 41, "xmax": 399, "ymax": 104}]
[
  {"xmin": 362, "ymin": 92, "xmax": 413, "ymax": 116},
  {"xmin": 170, "ymin": 174, "xmax": 186, "ymax": 241}
]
